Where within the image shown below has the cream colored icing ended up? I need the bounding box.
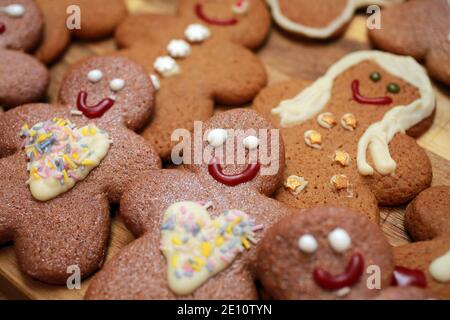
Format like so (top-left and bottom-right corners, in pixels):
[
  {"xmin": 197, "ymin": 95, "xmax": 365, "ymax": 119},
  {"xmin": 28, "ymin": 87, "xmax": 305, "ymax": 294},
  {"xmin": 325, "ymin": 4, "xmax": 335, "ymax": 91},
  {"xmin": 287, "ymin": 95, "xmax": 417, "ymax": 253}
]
[
  {"xmin": 429, "ymin": 250, "xmax": 450, "ymax": 283},
  {"xmin": 271, "ymin": 50, "xmax": 435, "ymax": 176},
  {"xmin": 266, "ymin": 0, "xmax": 401, "ymax": 39}
]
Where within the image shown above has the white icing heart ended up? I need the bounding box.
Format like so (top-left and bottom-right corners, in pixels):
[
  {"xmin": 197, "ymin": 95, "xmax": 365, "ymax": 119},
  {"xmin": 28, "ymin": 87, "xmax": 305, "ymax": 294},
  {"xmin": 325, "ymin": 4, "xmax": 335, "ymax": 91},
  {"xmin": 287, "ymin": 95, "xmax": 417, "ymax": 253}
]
[
  {"xmin": 21, "ymin": 118, "xmax": 111, "ymax": 201},
  {"xmin": 160, "ymin": 201, "xmax": 259, "ymax": 295}
]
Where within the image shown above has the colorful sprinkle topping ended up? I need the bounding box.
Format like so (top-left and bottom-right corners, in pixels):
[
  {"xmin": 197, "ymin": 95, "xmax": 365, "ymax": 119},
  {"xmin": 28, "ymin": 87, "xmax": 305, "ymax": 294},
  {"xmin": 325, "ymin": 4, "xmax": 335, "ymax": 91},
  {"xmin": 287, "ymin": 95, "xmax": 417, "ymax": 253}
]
[
  {"xmin": 160, "ymin": 201, "xmax": 260, "ymax": 295},
  {"xmin": 21, "ymin": 118, "xmax": 111, "ymax": 201}
]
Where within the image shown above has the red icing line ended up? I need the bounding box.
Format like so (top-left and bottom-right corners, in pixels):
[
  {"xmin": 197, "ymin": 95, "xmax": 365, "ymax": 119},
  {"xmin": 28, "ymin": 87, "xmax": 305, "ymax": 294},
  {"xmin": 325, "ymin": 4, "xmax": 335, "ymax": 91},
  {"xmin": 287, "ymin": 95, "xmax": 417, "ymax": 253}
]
[
  {"xmin": 392, "ymin": 266, "xmax": 427, "ymax": 288},
  {"xmin": 0, "ymin": 23, "xmax": 5, "ymax": 34},
  {"xmin": 313, "ymin": 253, "xmax": 365, "ymax": 290},
  {"xmin": 195, "ymin": 3, "xmax": 238, "ymax": 26},
  {"xmin": 351, "ymin": 79, "xmax": 393, "ymax": 105},
  {"xmin": 208, "ymin": 157, "xmax": 260, "ymax": 186},
  {"xmin": 76, "ymin": 91, "xmax": 115, "ymax": 119}
]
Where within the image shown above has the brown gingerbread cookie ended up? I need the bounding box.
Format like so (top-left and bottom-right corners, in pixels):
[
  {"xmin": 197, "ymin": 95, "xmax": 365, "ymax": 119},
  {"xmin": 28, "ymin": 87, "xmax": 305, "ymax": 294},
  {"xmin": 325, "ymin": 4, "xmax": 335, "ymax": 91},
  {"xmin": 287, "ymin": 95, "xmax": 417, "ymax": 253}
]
[
  {"xmin": 253, "ymin": 51, "xmax": 435, "ymax": 222},
  {"xmin": 0, "ymin": 56, "xmax": 161, "ymax": 284},
  {"xmin": 113, "ymin": 0, "xmax": 269, "ymax": 160},
  {"xmin": 393, "ymin": 186, "xmax": 450, "ymax": 299},
  {"xmin": 0, "ymin": 0, "xmax": 49, "ymax": 108},
  {"xmin": 369, "ymin": 0, "xmax": 450, "ymax": 87},
  {"xmin": 266, "ymin": 0, "xmax": 399, "ymax": 39},
  {"xmin": 256, "ymin": 207, "xmax": 430, "ymax": 300},
  {"xmin": 85, "ymin": 109, "xmax": 296, "ymax": 299},
  {"xmin": 34, "ymin": 0, "xmax": 127, "ymax": 64}
]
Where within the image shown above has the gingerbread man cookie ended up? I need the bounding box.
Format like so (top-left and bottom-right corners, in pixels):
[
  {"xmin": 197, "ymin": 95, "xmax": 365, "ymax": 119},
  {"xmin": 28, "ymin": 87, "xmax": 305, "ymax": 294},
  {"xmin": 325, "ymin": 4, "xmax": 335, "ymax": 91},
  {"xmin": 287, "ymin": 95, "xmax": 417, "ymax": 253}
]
[
  {"xmin": 253, "ymin": 51, "xmax": 435, "ymax": 222},
  {"xmin": 34, "ymin": 0, "xmax": 127, "ymax": 64},
  {"xmin": 257, "ymin": 207, "xmax": 430, "ymax": 300},
  {"xmin": 266, "ymin": 0, "xmax": 400, "ymax": 39},
  {"xmin": 0, "ymin": 56, "xmax": 161, "ymax": 284},
  {"xmin": 393, "ymin": 186, "xmax": 450, "ymax": 299},
  {"xmin": 114, "ymin": 0, "xmax": 269, "ymax": 160},
  {"xmin": 0, "ymin": 0, "xmax": 49, "ymax": 109},
  {"xmin": 85, "ymin": 109, "xmax": 295, "ymax": 299},
  {"xmin": 369, "ymin": 0, "xmax": 450, "ymax": 87}
]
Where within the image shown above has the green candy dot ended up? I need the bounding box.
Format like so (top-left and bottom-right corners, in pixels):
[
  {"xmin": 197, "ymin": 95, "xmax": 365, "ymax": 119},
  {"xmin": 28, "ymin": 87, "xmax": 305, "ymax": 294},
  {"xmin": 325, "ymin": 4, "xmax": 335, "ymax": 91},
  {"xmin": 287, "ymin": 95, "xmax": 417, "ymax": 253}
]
[
  {"xmin": 369, "ymin": 72, "xmax": 381, "ymax": 82},
  {"xmin": 387, "ymin": 83, "xmax": 400, "ymax": 94}
]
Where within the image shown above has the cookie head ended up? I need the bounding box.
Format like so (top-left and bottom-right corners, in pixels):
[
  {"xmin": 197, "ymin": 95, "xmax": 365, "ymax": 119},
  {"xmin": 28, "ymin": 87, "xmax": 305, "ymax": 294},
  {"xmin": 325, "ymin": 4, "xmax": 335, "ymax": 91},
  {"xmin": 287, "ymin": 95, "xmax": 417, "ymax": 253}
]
[
  {"xmin": 184, "ymin": 109, "xmax": 284, "ymax": 195},
  {"xmin": 257, "ymin": 207, "xmax": 393, "ymax": 299},
  {"xmin": 0, "ymin": 0, "xmax": 43, "ymax": 51},
  {"xmin": 58, "ymin": 56, "xmax": 155, "ymax": 130}
]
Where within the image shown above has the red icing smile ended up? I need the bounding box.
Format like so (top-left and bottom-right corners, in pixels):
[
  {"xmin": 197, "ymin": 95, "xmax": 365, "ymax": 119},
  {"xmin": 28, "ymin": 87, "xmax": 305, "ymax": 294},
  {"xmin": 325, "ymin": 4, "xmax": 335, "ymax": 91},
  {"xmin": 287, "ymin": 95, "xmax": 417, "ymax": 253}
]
[
  {"xmin": 208, "ymin": 157, "xmax": 260, "ymax": 186},
  {"xmin": 0, "ymin": 22, "xmax": 5, "ymax": 34},
  {"xmin": 313, "ymin": 253, "xmax": 364, "ymax": 290},
  {"xmin": 195, "ymin": 3, "xmax": 239, "ymax": 26},
  {"xmin": 76, "ymin": 91, "xmax": 115, "ymax": 119},
  {"xmin": 351, "ymin": 80, "xmax": 393, "ymax": 105},
  {"xmin": 392, "ymin": 266, "xmax": 427, "ymax": 288}
]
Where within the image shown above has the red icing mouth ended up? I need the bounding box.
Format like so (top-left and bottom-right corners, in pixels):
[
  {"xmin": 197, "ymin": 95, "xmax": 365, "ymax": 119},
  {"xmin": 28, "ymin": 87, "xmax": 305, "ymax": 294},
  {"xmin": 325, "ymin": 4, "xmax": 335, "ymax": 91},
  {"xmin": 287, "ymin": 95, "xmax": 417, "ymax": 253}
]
[
  {"xmin": 0, "ymin": 23, "xmax": 5, "ymax": 34},
  {"xmin": 195, "ymin": 3, "xmax": 238, "ymax": 26},
  {"xmin": 392, "ymin": 266, "xmax": 427, "ymax": 288},
  {"xmin": 76, "ymin": 91, "xmax": 115, "ymax": 119},
  {"xmin": 351, "ymin": 79, "xmax": 393, "ymax": 105},
  {"xmin": 208, "ymin": 157, "xmax": 260, "ymax": 186},
  {"xmin": 313, "ymin": 253, "xmax": 364, "ymax": 290}
]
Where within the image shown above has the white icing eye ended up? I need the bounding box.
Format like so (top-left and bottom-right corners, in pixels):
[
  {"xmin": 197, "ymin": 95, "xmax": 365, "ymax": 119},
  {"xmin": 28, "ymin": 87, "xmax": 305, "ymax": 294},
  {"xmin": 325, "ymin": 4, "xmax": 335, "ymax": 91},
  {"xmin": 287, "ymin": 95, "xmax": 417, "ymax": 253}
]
[
  {"xmin": 4, "ymin": 4, "xmax": 25, "ymax": 17},
  {"xmin": 207, "ymin": 129, "xmax": 228, "ymax": 148},
  {"xmin": 298, "ymin": 234, "xmax": 318, "ymax": 254},
  {"xmin": 87, "ymin": 69, "xmax": 103, "ymax": 83},
  {"xmin": 328, "ymin": 228, "xmax": 351, "ymax": 253},
  {"xmin": 243, "ymin": 135, "xmax": 259, "ymax": 150},
  {"xmin": 110, "ymin": 78, "xmax": 125, "ymax": 92}
]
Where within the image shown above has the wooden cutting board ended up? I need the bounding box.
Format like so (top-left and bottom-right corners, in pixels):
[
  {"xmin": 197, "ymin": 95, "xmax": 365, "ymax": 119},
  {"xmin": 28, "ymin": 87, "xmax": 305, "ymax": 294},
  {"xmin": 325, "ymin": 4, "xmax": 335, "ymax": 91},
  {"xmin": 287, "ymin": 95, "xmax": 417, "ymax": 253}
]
[{"xmin": 0, "ymin": 0, "xmax": 449, "ymax": 300}]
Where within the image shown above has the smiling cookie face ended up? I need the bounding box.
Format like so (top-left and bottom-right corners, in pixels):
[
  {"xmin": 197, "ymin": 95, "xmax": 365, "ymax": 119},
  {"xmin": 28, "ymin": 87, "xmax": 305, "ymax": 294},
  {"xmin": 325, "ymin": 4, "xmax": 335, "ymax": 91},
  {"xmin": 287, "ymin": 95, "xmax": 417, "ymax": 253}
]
[
  {"xmin": 0, "ymin": 0, "xmax": 43, "ymax": 51},
  {"xmin": 257, "ymin": 207, "xmax": 393, "ymax": 299},
  {"xmin": 58, "ymin": 56, "xmax": 155, "ymax": 131}
]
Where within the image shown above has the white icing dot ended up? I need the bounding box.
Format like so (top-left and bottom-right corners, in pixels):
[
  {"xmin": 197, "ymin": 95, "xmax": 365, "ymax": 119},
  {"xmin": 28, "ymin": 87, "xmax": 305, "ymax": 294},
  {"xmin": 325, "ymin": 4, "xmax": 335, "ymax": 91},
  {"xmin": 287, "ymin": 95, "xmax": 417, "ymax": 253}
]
[
  {"xmin": 207, "ymin": 129, "xmax": 228, "ymax": 148},
  {"xmin": 429, "ymin": 250, "xmax": 450, "ymax": 283},
  {"xmin": 328, "ymin": 228, "xmax": 351, "ymax": 253},
  {"xmin": 154, "ymin": 56, "xmax": 180, "ymax": 78},
  {"xmin": 150, "ymin": 74, "xmax": 160, "ymax": 91},
  {"xmin": 87, "ymin": 69, "xmax": 103, "ymax": 83},
  {"xmin": 167, "ymin": 39, "xmax": 191, "ymax": 58},
  {"xmin": 185, "ymin": 23, "xmax": 211, "ymax": 43},
  {"xmin": 3, "ymin": 4, "xmax": 25, "ymax": 17},
  {"xmin": 243, "ymin": 135, "xmax": 259, "ymax": 150},
  {"xmin": 298, "ymin": 234, "xmax": 318, "ymax": 254},
  {"xmin": 109, "ymin": 78, "xmax": 125, "ymax": 92}
]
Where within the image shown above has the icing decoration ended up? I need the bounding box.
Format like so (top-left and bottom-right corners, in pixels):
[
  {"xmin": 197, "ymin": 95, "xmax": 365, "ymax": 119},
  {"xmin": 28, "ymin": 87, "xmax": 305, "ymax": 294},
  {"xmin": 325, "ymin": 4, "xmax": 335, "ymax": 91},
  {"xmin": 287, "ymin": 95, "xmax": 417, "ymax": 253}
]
[
  {"xmin": 167, "ymin": 39, "xmax": 191, "ymax": 58},
  {"xmin": 0, "ymin": 22, "xmax": 5, "ymax": 34},
  {"xmin": 313, "ymin": 253, "xmax": 364, "ymax": 290},
  {"xmin": 87, "ymin": 69, "xmax": 103, "ymax": 83},
  {"xmin": 208, "ymin": 157, "xmax": 260, "ymax": 186},
  {"xmin": 271, "ymin": 51, "xmax": 435, "ymax": 176},
  {"xmin": 333, "ymin": 150, "xmax": 351, "ymax": 167},
  {"xmin": 328, "ymin": 228, "xmax": 351, "ymax": 253},
  {"xmin": 109, "ymin": 78, "xmax": 125, "ymax": 92},
  {"xmin": 370, "ymin": 72, "xmax": 381, "ymax": 82},
  {"xmin": 185, "ymin": 23, "xmax": 211, "ymax": 43},
  {"xmin": 317, "ymin": 112, "xmax": 337, "ymax": 129},
  {"xmin": 76, "ymin": 91, "xmax": 115, "ymax": 119},
  {"xmin": 351, "ymin": 80, "xmax": 393, "ymax": 105},
  {"xmin": 243, "ymin": 135, "xmax": 259, "ymax": 150},
  {"xmin": 298, "ymin": 234, "xmax": 318, "ymax": 254},
  {"xmin": 340, "ymin": 113, "xmax": 357, "ymax": 131},
  {"xmin": 150, "ymin": 74, "xmax": 160, "ymax": 91},
  {"xmin": 392, "ymin": 266, "xmax": 427, "ymax": 288},
  {"xmin": 232, "ymin": 0, "xmax": 250, "ymax": 14},
  {"xmin": 284, "ymin": 175, "xmax": 308, "ymax": 195},
  {"xmin": 207, "ymin": 128, "xmax": 228, "ymax": 148},
  {"xmin": 160, "ymin": 201, "xmax": 259, "ymax": 295},
  {"xmin": 0, "ymin": 4, "xmax": 25, "ymax": 17},
  {"xmin": 429, "ymin": 250, "xmax": 450, "ymax": 283},
  {"xmin": 20, "ymin": 118, "xmax": 111, "ymax": 201},
  {"xmin": 154, "ymin": 56, "xmax": 180, "ymax": 77},
  {"xmin": 330, "ymin": 174, "xmax": 349, "ymax": 191},
  {"xmin": 304, "ymin": 130, "xmax": 322, "ymax": 149},
  {"xmin": 267, "ymin": 0, "xmax": 398, "ymax": 39},
  {"xmin": 194, "ymin": 3, "xmax": 239, "ymax": 26},
  {"xmin": 387, "ymin": 83, "xmax": 400, "ymax": 94}
]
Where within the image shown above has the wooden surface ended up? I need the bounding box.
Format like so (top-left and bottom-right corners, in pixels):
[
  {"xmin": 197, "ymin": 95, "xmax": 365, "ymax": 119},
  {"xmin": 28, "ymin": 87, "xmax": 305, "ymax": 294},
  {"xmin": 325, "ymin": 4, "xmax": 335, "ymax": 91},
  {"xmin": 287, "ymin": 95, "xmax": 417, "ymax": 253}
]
[{"xmin": 0, "ymin": 0, "xmax": 449, "ymax": 300}]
